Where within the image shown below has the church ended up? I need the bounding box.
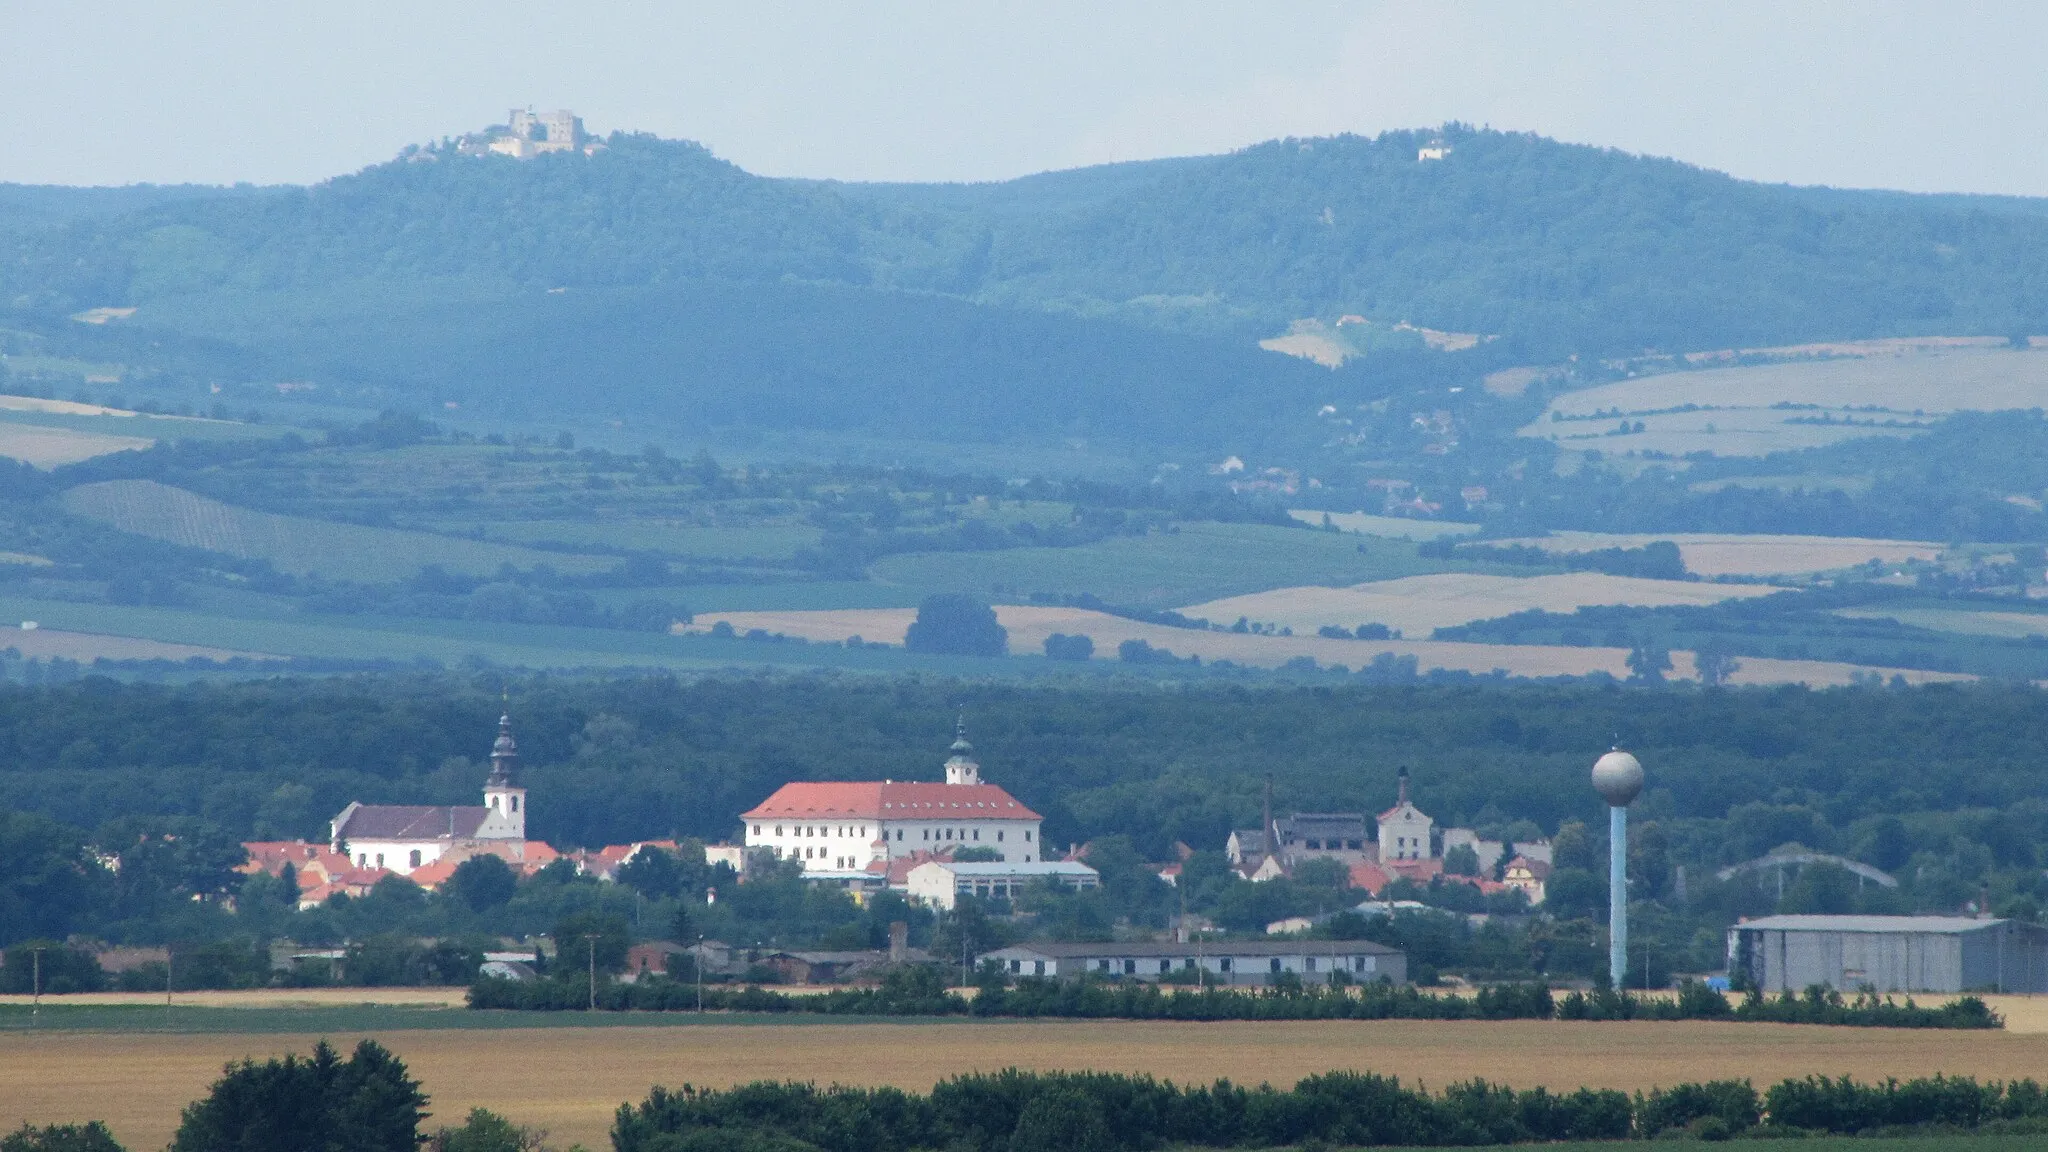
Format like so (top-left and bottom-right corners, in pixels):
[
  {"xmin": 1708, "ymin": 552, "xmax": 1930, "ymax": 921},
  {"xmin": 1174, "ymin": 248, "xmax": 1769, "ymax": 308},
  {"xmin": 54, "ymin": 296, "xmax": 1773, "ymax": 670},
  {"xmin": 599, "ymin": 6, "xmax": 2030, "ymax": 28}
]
[{"xmin": 329, "ymin": 712, "xmax": 532, "ymax": 875}]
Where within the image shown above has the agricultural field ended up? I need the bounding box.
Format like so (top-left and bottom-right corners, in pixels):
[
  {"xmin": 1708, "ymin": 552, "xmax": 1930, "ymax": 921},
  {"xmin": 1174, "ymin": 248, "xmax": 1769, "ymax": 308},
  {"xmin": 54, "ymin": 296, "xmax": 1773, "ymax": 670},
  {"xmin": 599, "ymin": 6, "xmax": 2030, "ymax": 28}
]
[
  {"xmin": 1287, "ymin": 510, "xmax": 1480, "ymax": 540},
  {"xmin": 681, "ymin": 605, "xmax": 1970, "ymax": 687},
  {"xmin": 0, "ymin": 419, "xmax": 152, "ymax": 466},
  {"xmin": 469, "ymin": 520, "xmax": 824, "ymax": 561},
  {"xmin": 870, "ymin": 523, "xmax": 1457, "ymax": 607},
  {"xmin": 59, "ymin": 480, "xmax": 619, "ymax": 581},
  {"xmin": 1521, "ymin": 346, "xmax": 2048, "ymax": 457},
  {"xmin": 6, "ymin": 1016, "xmax": 2048, "ymax": 1151},
  {"xmin": 1834, "ymin": 606, "xmax": 2048, "ymax": 641},
  {"xmin": 1485, "ymin": 533, "xmax": 1941, "ymax": 578},
  {"xmin": 0, "ymin": 624, "xmax": 270, "ymax": 663},
  {"xmin": 1181, "ymin": 573, "xmax": 1786, "ymax": 638}
]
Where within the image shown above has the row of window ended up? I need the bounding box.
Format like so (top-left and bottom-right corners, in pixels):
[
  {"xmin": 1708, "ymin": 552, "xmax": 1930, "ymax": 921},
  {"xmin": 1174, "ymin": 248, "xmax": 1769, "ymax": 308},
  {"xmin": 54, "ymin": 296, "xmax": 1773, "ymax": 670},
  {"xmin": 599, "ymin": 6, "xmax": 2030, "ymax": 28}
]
[
  {"xmin": 758, "ymin": 824, "xmax": 870, "ymax": 839},
  {"xmin": 356, "ymin": 849, "xmax": 427, "ymax": 869},
  {"xmin": 1289, "ymin": 838, "xmax": 1365, "ymax": 851}
]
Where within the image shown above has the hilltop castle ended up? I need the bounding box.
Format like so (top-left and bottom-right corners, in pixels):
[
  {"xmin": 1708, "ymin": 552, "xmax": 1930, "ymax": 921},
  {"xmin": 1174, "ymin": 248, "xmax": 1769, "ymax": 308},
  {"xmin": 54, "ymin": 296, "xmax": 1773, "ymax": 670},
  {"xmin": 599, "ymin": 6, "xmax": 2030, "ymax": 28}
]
[{"xmin": 453, "ymin": 108, "xmax": 601, "ymax": 160}]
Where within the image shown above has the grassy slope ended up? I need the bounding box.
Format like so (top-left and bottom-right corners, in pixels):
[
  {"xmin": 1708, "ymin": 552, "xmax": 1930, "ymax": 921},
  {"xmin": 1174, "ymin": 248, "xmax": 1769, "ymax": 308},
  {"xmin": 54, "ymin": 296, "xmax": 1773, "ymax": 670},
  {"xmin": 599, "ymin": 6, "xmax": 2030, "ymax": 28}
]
[
  {"xmin": 59, "ymin": 479, "xmax": 618, "ymax": 580},
  {"xmin": 870, "ymin": 523, "xmax": 1456, "ymax": 607}
]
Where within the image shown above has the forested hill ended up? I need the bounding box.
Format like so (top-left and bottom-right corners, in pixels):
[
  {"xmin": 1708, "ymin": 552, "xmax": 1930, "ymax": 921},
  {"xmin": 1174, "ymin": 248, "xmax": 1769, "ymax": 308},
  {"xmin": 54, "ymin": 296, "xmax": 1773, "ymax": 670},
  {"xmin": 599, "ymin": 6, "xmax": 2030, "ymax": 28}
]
[{"xmin": 8, "ymin": 125, "xmax": 2048, "ymax": 356}]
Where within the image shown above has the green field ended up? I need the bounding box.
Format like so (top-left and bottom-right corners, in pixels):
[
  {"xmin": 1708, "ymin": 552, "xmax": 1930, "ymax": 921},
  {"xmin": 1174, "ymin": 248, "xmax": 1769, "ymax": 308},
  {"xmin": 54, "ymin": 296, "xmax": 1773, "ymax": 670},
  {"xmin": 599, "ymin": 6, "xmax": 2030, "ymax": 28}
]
[
  {"xmin": 469, "ymin": 519, "xmax": 823, "ymax": 560},
  {"xmin": 60, "ymin": 480, "xmax": 619, "ymax": 580},
  {"xmin": 871, "ymin": 522, "xmax": 1456, "ymax": 607}
]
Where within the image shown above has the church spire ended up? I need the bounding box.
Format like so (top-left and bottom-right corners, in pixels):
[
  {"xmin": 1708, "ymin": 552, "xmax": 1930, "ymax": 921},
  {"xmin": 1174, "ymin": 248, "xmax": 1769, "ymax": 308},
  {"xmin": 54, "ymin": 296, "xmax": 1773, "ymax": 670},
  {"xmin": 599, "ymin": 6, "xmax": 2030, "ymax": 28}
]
[
  {"xmin": 487, "ymin": 710, "xmax": 519, "ymax": 786},
  {"xmin": 944, "ymin": 713, "xmax": 981, "ymax": 786}
]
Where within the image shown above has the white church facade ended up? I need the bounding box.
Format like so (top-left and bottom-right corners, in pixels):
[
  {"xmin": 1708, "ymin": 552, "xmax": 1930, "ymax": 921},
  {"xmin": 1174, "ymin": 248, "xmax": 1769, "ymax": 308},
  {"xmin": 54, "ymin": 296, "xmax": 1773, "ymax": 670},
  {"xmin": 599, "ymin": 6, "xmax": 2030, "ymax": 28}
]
[
  {"xmin": 329, "ymin": 713, "xmax": 532, "ymax": 875},
  {"xmin": 741, "ymin": 721, "xmax": 1043, "ymax": 881}
]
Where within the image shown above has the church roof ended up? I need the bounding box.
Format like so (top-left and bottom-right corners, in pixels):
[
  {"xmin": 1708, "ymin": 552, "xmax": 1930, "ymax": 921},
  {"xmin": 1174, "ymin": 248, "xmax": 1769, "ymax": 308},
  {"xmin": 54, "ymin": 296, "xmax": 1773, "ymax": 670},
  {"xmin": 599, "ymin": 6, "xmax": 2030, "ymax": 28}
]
[
  {"xmin": 743, "ymin": 781, "xmax": 1039, "ymax": 821},
  {"xmin": 336, "ymin": 804, "xmax": 489, "ymax": 842}
]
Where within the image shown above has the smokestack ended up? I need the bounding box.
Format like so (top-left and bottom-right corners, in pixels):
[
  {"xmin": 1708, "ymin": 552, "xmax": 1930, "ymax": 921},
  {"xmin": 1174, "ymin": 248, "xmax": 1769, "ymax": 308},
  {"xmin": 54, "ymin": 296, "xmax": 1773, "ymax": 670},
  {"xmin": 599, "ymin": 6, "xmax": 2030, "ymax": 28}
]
[
  {"xmin": 1262, "ymin": 774, "xmax": 1276, "ymax": 866},
  {"xmin": 889, "ymin": 920, "xmax": 908, "ymax": 963}
]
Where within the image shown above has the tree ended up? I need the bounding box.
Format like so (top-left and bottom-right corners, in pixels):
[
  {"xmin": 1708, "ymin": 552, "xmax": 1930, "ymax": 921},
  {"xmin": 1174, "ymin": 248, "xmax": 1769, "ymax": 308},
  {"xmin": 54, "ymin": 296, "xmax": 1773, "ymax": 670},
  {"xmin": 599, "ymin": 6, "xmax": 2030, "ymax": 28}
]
[
  {"xmin": 904, "ymin": 594, "xmax": 1008, "ymax": 657},
  {"xmin": 171, "ymin": 1040, "xmax": 426, "ymax": 1152},
  {"xmin": 1551, "ymin": 821, "xmax": 1595, "ymax": 872},
  {"xmin": 1042, "ymin": 633, "xmax": 1094, "ymax": 661},
  {"xmin": 1293, "ymin": 857, "xmax": 1350, "ymax": 888},
  {"xmin": 1627, "ymin": 642, "xmax": 1672, "ymax": 684},
  {"xmin": 444, "ymin": 855, "xmax": 518, "ymax": 913},
  {"xmin": 2, "ymin": 1123, "xmax": 125, "ymax": 1152},
  {"xmin": 617, "ymin": 845, "xmax": 684, "ymax": 898},
  {"xmin": 0, "ymin": 941, "xmax": 106, "ymax": 994},
  {"xmin": 1693, "ymin": 639, "xmax": 1739, "ymax": 687},
  {"xmin": 1442, "ymin": 843, "xmax": 1481, "ymax": 877},
  {"xmin": 429, "ymin": 1109, "xmax": 548, "ymax": 1152},
  {"xmin": 554, "ymin": 910, "xmax": 630, "ymax": 974},
  {"xmin": 1008, "ymin": 1086, "xmax": 1112, "ymax": 1152}
]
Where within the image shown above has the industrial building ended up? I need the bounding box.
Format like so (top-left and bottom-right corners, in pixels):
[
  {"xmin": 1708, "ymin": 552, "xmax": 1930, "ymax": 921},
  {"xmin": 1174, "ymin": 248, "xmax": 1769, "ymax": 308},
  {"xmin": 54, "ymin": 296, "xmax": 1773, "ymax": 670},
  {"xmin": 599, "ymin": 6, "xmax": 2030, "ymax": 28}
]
[
  {"xmin": 979, "ymin": 939, "xmax": 1405, "ymax": 986},
  {"xmin": 1728, "ymin": 915, "xmax": 2048, "ymax": 994}
]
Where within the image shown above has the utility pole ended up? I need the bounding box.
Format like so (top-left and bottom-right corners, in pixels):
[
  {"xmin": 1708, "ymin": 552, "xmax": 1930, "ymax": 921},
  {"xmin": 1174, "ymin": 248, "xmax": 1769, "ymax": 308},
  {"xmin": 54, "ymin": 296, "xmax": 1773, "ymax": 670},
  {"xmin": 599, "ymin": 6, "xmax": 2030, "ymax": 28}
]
[
  {"xmin": 31, "ymin": 945, "xmax": 44, "ymax": 1025},
  {"xmin": 584, "ymin": 934, "xmax": 600, "ymax": 1011},
  {"xmin": 695, "ymin": 934, "xmax": 705, "ymax": 1013}
]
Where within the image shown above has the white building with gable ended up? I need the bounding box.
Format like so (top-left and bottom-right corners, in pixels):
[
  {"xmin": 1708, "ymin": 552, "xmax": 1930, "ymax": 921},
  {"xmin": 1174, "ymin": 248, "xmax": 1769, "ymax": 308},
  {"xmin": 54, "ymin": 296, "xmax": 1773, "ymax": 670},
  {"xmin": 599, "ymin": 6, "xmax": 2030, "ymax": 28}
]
[
  {"xmin": 740, "ymin": 720, "xmax": 1043, "ymax": 881},
  {"xmin": 1377, "ymin": 766, "xmax": 1435, "ymax": 861}
]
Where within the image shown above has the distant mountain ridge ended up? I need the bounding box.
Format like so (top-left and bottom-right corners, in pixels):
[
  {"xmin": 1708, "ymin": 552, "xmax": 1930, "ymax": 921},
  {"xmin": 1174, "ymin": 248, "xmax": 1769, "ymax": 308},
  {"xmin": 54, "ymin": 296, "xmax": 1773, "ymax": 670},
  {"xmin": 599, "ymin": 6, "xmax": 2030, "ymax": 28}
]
[{"xmin": 8, "ymin": 124, "xmax": 2048, "ymax": 355}]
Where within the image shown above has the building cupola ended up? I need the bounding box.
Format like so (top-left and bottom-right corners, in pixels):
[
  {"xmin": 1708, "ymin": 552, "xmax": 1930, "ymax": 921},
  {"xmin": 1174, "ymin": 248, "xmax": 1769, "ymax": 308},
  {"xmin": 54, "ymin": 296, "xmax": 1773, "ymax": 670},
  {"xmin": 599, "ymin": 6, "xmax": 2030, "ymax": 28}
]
[
  {"xmin": 944, "ymin": 714, "xmax": 981, "ymax": 786},
  {"xmin": 482, "ymin": 711, "xmax": 527, "ymax": 838}
]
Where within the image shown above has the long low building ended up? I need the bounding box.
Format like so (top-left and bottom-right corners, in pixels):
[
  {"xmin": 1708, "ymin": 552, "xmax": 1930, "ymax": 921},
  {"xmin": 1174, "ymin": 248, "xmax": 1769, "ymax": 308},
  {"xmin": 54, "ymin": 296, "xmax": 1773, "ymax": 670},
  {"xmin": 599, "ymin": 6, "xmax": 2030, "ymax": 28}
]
[
  {"xmin": 906, "ymin": 859, "xmax": 1099, "ymax": 909},
  {"xmin": 980, "ymin": 939, "xmax": 1405, "ymax": 986},
  {"xmin": 1729, "ymin": 914, "xmax": 2048, "ymax": 994}
]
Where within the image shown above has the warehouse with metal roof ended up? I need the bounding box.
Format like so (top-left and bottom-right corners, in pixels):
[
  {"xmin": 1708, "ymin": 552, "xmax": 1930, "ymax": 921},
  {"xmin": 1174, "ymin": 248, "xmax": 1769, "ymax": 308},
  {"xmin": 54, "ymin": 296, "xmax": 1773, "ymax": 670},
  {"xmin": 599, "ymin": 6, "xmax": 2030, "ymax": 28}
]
[{"xmin": 1728, "ymin": 915, "xmax": 2048, "ymax": 994}]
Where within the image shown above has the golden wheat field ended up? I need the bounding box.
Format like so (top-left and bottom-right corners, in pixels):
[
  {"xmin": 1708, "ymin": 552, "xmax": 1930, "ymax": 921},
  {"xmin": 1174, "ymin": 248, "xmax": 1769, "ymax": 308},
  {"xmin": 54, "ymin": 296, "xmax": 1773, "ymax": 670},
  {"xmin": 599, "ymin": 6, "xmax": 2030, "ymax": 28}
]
[
  {"xmin": 0, "ymin": 421, "xmax": 152, "ymax": 468},
  {"xmin": 0, "ymin": 626, "xmax": 268, "ymax": 663},
  {"xmin": 6, "ymin": 1016, "xmax": 2048, "ymax": 1151},
  {"xmin": 679, "ymin": 605, "xmax": 1971, "ymax": 688}
]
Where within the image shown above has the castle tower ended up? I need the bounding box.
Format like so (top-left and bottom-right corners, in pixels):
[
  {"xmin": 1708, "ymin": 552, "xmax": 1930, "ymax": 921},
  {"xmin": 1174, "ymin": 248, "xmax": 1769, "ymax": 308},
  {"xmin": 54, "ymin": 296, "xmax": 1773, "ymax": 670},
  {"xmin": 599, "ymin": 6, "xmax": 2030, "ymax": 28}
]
[
  {"xmin": 943, "ymin": 715, "xmax": 981, "ymax": 786},
  {"xmin": 483, "ymin": 712, "xmax": 527, "ymax": 839}
]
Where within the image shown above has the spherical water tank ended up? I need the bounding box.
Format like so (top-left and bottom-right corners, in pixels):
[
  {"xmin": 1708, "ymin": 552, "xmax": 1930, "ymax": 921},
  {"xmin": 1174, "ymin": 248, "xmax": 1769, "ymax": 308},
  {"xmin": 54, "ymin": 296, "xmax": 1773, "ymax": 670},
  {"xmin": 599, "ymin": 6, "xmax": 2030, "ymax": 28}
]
[{"xmin": 1592, "ymin": 749, "xmax": 1644, "ymax": 807}]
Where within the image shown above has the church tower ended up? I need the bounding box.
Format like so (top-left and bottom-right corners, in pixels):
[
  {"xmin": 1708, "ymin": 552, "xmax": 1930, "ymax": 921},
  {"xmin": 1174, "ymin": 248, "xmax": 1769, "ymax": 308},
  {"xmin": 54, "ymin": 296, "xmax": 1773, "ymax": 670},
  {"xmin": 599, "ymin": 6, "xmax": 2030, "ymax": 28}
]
[
  {"xmin": 482, "ymin": 712, "xmax": 527, "ymax": 840},
  {"xmin": 943, "ymin": 715, "xmax": 981, "ymax": 785}
]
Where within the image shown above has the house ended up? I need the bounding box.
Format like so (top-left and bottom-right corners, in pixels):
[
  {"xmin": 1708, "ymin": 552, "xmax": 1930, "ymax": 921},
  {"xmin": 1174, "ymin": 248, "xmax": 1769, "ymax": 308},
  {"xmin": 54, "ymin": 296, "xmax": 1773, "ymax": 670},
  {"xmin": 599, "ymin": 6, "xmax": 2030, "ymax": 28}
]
[
  {"xmin": 328, "ymin": 714, "xmax": 532, "ymax": 875},
  {"xmin": 757, "ymin": 949, "xmax": 932, "ymax": 985},
  {"xmin": 622, "ymin": 941, "xmax": 692, "ymax": 981},
  {"xmin": 239, "ymin": 840, "xmax": 389, "ymax": 908},
  {"xmin": 1501, "ymin": 856, "xmax": 1551, "ymax": 905},
  {"xmin": 741, "ymin": 721, "xmax": 1043, "ymax": 883},
  {"xmin": 1376, "ymin": 767, "xmax": 1434, "ymax": 861},
  {"xmin": 978, "ymin": 939, "xmax": 1405, "ymax": 986},
  {"xmin": 905, "ymin": 860, "xmax": 1100, "ymax": 910},
  {"xmin": 1729, "ymin": 915, "xmax": 2048, "ymax": 994}
]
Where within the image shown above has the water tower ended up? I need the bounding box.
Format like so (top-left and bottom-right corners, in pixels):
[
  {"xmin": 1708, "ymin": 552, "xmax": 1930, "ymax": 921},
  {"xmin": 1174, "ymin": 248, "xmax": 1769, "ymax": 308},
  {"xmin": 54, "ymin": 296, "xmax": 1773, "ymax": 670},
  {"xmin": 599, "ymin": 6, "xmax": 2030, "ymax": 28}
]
[{"xmin": 1592, "ymin": 748, "xmax": 1644, "ymax": 987}]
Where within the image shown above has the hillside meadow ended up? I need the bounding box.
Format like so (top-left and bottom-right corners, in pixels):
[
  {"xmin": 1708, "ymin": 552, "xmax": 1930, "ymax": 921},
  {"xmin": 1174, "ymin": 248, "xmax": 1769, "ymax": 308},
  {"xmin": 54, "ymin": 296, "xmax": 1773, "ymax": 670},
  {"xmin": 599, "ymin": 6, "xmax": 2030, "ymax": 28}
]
[{"xmin": 7, "ymin": 1016, "xmax": 2048, "ymax": 1151}]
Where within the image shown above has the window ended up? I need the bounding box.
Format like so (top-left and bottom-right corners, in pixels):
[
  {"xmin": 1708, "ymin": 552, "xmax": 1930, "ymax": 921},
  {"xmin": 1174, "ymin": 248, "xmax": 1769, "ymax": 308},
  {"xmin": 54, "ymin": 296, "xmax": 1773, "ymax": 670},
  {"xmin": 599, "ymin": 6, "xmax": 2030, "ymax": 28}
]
[
  {"xmin": 944, "ymin": 829, "xmax": 952, "ymax": 840},
  {"xmin": 996, "ymin": 831, "xmax": 1004, "ymax": 842},
  {"xmin": 375, "ymin": 853, "xmax": 385, "ymax": 868},
  {"xmin": 1159, "ymin": 960, "xmax": 1172, "ymax": 974},
  {"xmin": 1124, "ymin": 960, "xmax": 1136, "ymax": 974},
  {"xmin": 357, "ymin": 853, "xmax": 366, "ymax": 867},
  {"xmin": 775, "ymin": 825, "xmax": 783, "ymax": 836},
  {"xmin": 511, "ymin": 796, "xmax": 519, "ymax": 812},
  {"xmin": 1024, "ymin": 831, "xmax": 1033, "ymax": 842},
  {"xmin": 1219, "ymin": 958, "xmax": 1232, "ymax": 972},
  {"xmin": 753, "ymin": 825, "xmax": 761, "ymax": 836},
  {"xmin": 1024, "ymin": 855, "xmax": 1031, "ymax": 862},
  {"xmin": 923, "ymin": 830, "xmax": 930, "ymax": 841},
  {"xmin": 1183, "ymin": 957, "xmax": 1196, "ymax": 970},
  {"xmin": 896, "ymin": 830, "xmax": 904, "ymax": 840},
  {"xmin": 973, "ymin": 829, "xmax": 980, "ymax": 840},
  {"xmin": 1353, "ymin": 957, "xmax": 1367, "ymax": 971},
  {"xmin": 409, "ymin": 850, "xmax": 422, "ymax": 868},
  {"xmin": 1098, "ymin": 960, "xmax": 1110, "ymax": 971},
  {"xmin": 1305, "ymin": 958, "xmax": 1317, "ymax": 972},
  {"xmin": 1010, "ymin": 959, "xmax": 1021, "ymax": 973},
  {"xmin": 1270, "ymin": 958, "xmax": 1282, "ymax": 973},
  {"xmin": 1033, "ymin": 961, "xmax": 1044, "ymax": 976}
]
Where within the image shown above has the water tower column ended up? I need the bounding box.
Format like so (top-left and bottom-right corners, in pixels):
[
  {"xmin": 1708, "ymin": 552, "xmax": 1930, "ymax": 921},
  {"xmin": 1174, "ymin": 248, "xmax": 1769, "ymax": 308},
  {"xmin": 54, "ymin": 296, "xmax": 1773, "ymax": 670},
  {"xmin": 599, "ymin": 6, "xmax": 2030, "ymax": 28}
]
[{"xmin": 1592, "ymin": 749, "xmax": 1644, "ymax": 989}]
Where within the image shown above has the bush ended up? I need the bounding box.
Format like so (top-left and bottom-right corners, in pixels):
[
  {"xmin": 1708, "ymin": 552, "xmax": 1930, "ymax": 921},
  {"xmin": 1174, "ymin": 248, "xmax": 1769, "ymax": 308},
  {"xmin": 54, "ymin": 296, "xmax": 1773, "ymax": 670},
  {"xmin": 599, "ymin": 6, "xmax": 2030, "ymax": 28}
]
[
  {"xmin": 1043, "ymin": 633, "xmax": 1094, "ymax": 661},
  {"xmin": 1, "ymin": 1124, "xmax": 124, "ymax": 1152},
  {"xmin": 170, "ymin": 1040, "xmax": 427, "ymax": 1152}
]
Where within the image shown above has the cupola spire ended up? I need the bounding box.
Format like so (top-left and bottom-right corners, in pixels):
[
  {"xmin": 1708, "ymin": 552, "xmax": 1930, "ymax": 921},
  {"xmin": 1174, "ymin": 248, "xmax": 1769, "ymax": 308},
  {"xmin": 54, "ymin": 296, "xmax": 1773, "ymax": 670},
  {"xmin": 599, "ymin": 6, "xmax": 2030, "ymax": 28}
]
[{"xmin": 944, "ymin": 713, "xmax": 981, "ymax": 786}]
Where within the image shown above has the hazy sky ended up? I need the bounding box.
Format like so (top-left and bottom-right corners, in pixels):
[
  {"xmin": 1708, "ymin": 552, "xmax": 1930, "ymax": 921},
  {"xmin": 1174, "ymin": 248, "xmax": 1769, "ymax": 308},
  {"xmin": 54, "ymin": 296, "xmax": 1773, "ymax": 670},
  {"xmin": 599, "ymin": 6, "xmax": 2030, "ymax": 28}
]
[{"xmin": 6, "ymin": 1, "xmax": 2044, "ymax": 194}]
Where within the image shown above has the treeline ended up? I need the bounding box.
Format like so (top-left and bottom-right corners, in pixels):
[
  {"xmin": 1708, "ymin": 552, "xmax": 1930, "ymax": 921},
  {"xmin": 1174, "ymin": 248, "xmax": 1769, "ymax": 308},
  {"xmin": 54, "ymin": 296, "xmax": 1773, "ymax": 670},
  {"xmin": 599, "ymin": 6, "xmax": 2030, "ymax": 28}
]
[
  {"xmin": 613, "ymin": 1068, "xmax": 2048, "ymax": 1151},
  {"xmin": 1419, "ymin": 539, "xmax": 1688, "ymax": 580},
  {"xmin": 471, "ymin": 966, "xmax": 1996, "ymax": 1031}
]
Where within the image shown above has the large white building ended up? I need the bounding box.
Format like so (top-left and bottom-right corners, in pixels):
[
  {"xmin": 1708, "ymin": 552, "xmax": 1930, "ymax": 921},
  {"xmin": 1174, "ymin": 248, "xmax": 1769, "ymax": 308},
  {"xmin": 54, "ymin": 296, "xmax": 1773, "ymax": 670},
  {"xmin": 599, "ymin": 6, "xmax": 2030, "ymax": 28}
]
[
  {"xmin": 1377, "ymin": 766, "xmax": 1435, "ymax": 861},
  {"xmin": 329, "ymin": 714, "xmax": 530, "ymax": 875},
  {"xmin": 741, "ymin": 722, "xmax": 1043, "ymax": 881}
]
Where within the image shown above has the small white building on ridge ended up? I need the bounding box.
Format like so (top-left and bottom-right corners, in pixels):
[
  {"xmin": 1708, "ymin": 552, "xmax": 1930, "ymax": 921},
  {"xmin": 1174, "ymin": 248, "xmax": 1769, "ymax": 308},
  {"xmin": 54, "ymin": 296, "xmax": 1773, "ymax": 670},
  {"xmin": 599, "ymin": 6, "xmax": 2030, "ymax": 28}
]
[
  {"xmin": 907, "ymin": 859, "xmax": 1099, "ymax": 909},
  {"xmin": 741, "ymin": 721, "xmax": 1043, "ymax": 881}
]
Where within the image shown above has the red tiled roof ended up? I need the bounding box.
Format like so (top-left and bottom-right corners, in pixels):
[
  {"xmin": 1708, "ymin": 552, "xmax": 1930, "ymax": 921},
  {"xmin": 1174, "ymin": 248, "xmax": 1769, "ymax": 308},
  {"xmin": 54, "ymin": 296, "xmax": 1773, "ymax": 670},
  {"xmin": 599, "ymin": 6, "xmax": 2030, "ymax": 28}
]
[
  {"xmin": 743, "ymin": 781, "xmax": 1039, "ymax": 821},
  {"xmin": 407, "ymin": 857, "xmax": 462, "ymax": 890},
  {"xmin": 240, "ymin": 840, "xmax": 353, "ymax": 881},
  {"xmin": 1348, "ymin": 861, "xmax": 1393, "ymax": 895}
]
